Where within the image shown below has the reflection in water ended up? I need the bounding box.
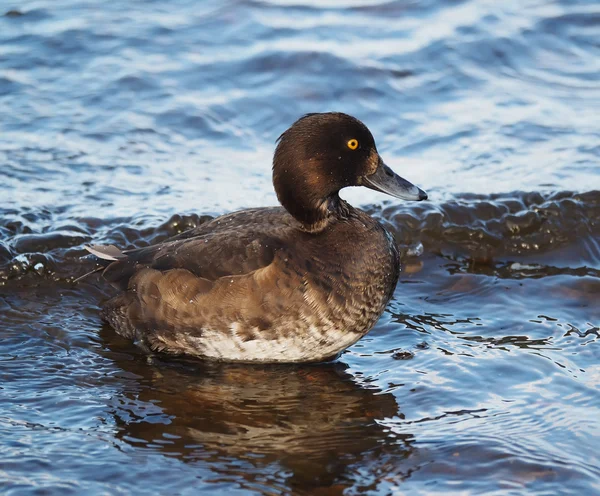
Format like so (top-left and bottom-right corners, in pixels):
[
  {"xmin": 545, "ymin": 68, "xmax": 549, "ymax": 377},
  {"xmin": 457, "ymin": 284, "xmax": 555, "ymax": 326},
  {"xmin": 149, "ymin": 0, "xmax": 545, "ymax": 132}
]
[{"xmin": 101, "ymin": 327, "xmax": 413, "ymax": 494}]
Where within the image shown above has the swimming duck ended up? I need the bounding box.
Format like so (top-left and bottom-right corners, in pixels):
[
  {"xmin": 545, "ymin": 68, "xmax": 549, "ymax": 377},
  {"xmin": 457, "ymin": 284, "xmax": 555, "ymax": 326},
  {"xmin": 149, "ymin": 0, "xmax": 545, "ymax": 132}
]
[{"xmin": 87, "ymin": 112, "xmax": 427, "ymax": 363}]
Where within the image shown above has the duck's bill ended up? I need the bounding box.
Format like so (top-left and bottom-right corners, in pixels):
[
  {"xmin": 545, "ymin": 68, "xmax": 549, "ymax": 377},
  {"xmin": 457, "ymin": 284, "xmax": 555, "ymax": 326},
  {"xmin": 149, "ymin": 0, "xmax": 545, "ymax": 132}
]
[{"xmin": 363, "ymin": 158, "xmax": 427, "ymax": 201}]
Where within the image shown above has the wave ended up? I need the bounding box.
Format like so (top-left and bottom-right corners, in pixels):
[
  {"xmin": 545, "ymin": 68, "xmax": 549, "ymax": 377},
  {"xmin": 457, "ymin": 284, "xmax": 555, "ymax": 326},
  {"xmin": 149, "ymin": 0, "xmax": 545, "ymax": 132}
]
[{"xmin": 1, "ymin": 190, "xmax": 597, "ymax": 285}]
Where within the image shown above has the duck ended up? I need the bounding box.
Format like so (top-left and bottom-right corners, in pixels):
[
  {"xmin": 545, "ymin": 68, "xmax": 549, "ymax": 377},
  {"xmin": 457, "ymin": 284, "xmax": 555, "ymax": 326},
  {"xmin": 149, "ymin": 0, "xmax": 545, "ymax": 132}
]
[{"xmin": 86, "ymin": 112, "xmax": 427, "ymax": 363}]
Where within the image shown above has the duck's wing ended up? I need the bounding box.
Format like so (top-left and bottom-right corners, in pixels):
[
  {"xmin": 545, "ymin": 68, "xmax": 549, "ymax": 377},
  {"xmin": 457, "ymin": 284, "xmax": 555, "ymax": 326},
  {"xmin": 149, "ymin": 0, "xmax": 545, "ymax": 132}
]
[{"xmin": 89, "ymin": 207, "xmax": 291, "ymax": 290}]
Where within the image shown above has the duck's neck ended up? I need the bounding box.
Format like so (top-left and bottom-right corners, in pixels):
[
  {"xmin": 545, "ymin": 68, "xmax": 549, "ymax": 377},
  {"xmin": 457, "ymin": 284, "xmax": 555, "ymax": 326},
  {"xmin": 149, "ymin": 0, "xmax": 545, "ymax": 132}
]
[{"xmin": 279, "ymin": 192, "xmax": 351, "ymax": 233}]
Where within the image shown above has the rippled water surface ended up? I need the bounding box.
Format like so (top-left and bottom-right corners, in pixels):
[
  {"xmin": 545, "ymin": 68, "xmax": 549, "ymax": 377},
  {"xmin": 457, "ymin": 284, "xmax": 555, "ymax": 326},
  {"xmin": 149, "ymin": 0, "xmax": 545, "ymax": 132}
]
[{"xmin": 1, "ymin": 0, "xmax": 599, "ymax": 494}]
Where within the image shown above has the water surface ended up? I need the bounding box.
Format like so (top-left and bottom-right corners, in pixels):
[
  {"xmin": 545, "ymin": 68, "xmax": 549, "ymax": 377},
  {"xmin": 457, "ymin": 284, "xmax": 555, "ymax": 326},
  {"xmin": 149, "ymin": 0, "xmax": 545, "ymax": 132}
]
[{"xmin": 1, "ymin": 0, "xmax": 599, "ymax": 494}]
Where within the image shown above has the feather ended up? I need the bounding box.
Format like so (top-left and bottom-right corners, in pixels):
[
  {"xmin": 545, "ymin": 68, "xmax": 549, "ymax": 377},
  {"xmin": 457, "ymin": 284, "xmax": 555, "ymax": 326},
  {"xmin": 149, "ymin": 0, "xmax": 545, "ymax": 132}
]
[{"xmin": 85, "ymin": 244, "xmax": 126, "ymax": 261}]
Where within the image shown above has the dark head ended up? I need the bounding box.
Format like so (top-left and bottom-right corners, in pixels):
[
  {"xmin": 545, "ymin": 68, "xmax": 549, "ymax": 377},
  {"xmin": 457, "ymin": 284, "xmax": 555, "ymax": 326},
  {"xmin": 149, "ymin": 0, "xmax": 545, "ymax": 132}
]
[{"xmin": 273, "ymin": 112, "xmax": 427, "ymax": 231}]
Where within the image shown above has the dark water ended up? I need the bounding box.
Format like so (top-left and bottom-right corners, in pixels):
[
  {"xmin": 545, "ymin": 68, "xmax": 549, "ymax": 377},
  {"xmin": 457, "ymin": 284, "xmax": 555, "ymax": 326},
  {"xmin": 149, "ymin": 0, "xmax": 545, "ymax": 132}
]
[{"xmin": 1, "ymin": 0, "xmax": 599, "ymax": 494}]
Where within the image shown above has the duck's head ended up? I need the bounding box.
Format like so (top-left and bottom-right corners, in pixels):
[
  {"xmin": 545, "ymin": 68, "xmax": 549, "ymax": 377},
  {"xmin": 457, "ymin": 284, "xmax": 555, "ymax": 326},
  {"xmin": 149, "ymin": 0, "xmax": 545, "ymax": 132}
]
[{"xmin": 273, "ymin": 112, "xmax": 427, "ymax": 231}]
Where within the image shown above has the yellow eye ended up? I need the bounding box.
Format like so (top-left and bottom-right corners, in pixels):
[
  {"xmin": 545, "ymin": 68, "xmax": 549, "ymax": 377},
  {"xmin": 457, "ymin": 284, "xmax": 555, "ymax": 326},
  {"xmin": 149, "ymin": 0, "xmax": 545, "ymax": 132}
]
[{"xmin": 347, "ymin": 138, "xmax": 359, "ymax": 150}]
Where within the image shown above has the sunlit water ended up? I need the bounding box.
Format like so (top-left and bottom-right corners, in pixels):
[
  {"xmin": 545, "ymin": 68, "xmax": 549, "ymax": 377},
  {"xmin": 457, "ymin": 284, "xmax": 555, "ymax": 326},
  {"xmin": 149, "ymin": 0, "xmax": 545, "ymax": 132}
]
[{"xmin": 1, "ymin": 0, "xmax": 599, "ymax": 494}]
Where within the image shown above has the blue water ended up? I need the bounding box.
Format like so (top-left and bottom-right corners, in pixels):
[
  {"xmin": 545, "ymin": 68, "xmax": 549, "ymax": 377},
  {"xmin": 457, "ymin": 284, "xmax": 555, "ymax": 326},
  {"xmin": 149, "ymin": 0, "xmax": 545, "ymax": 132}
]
[{"xmin": 1, "ymin": 0, "xmax": 599, "ymax": 494}]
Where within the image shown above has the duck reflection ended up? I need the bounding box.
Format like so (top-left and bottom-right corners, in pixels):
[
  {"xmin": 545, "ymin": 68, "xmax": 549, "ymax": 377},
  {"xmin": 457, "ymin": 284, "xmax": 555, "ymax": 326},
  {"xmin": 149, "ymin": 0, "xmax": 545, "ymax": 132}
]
[{"xmin": 101, "ymin": 326, "xmax": 414, "ymax": 493}]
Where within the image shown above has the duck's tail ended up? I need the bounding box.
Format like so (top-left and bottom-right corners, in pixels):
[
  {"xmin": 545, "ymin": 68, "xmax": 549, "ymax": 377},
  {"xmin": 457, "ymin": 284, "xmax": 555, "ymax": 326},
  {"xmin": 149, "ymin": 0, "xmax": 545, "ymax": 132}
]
[
  {"xmin": 74, "ymin": 245, "xmax": 128, "ymax": 285},
  {"xmin": 82, "ymin": 244, "xmax": 138, "ymax": 290}
]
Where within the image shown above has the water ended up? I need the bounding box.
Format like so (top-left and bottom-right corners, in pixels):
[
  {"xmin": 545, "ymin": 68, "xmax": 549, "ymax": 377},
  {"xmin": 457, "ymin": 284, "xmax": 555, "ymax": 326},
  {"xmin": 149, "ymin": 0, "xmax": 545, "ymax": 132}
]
[{"xmin": 1, "ymin": 0, "xmax": 599, "ymax": 494}]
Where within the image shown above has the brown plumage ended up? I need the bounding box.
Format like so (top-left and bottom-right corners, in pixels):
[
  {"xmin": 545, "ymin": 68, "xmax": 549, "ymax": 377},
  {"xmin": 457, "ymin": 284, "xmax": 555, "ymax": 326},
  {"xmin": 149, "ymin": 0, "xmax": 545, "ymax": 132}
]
[{"xmin": 87, "ymin": 113, "xmax": 427, "ymax": 363}]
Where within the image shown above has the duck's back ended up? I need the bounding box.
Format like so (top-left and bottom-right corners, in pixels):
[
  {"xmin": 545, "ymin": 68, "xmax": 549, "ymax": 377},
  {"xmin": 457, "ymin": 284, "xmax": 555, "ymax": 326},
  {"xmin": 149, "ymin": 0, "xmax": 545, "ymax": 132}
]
[{"xmin": 99, "ymin": 205, "xmax": 399, "ymax": 363}]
